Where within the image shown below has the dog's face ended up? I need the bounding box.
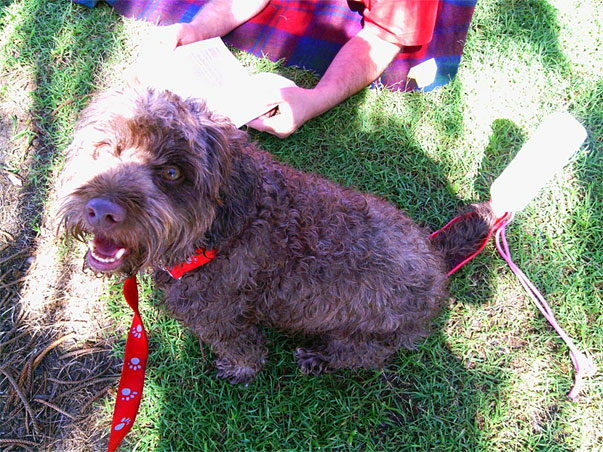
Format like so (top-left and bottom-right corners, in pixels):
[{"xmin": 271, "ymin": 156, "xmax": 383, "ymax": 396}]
[{"xmin": 58, "ymin": 87, "xmax": 234, "ymax": 274}]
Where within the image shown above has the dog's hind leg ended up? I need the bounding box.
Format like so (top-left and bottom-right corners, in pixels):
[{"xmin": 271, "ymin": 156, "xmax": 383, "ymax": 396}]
[{"xmin": 295, "ymin": 333, "xmax": 398, "ymax": 375}]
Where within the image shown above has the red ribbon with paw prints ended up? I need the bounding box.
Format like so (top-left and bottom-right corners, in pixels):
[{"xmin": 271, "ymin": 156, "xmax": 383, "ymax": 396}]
[
  {"xmin": 107, "ymin": 249, "xmax": 216, "ymax": 451},
  {"xmin": 107, "ymin": 276, "xmax": 148, "ymax": 452}
]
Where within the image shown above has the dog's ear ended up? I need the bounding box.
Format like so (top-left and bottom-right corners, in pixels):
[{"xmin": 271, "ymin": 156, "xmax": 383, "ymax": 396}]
[
  {"xmin": 184, "ymin": 100, "xmax": 239, "ymax": 203},
  {"xmin": 181, "ymin": 99, "xmax": 261, "ymax": 247}
]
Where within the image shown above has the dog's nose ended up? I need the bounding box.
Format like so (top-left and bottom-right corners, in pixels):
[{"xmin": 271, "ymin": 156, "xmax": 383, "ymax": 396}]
[{"xmin": 86, "ymin": 198, "xmax": 126, "ymax": 229}]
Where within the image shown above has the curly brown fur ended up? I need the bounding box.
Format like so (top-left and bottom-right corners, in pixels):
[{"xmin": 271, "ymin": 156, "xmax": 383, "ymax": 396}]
[{"xmin": 58, "ymin": 87, "xmax": 494, "ymax": 384}]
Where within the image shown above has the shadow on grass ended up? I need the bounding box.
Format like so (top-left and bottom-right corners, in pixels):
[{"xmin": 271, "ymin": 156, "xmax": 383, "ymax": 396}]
[
  {"xmin": 572, "ymin": 78, "xmax": 603, "ymax": 195},
  {"xmin": 144, "ymin": 325, "xmax": 501, "ymax": 451},
  {"xmin": 474, "ymin": 118, "xmax": 526, "ymax": 197},
  {"xmin": 567, "ymin": 78, "xmax": 603, "ymax": 345},
  {"xmin": 489, "ymin": 0, "xmax": 570, "ymax": 72},
  {"xmin": 0, "ymin": 1, "xmax": 123, "ymax": 449}
]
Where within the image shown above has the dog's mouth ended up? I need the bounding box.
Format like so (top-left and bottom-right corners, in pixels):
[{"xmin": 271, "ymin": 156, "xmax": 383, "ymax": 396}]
[{"xmin": 86, "ymin": 235, "xmax": 128, "ymax": 272}]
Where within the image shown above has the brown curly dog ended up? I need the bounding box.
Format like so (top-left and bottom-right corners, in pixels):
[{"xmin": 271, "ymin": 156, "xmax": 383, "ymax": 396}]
[{"xmin": 59, "ymin": 87, "xmax": 495, "ymax": 384}]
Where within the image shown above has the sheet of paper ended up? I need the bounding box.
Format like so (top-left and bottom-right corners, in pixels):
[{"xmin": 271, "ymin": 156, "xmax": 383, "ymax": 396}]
[{"xmin": 137, "ymin": 38, "xmax": 292, "ymax": 128}]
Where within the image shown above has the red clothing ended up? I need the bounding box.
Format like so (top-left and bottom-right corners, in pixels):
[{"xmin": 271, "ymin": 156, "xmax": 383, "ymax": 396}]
[{"xmin": 358, "ymin": 0, "xmax": 440, "ymax": 46}]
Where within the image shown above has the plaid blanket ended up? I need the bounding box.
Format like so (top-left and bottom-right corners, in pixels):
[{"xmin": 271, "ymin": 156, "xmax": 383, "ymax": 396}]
[{"xmin": 72, "ymin": 0, "xmax": 476, "ymax": 92}]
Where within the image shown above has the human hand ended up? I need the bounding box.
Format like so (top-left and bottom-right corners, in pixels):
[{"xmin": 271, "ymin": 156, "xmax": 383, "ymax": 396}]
[{"xmin": 247, "ymin": 83, "xmax": 317, "ymax": 139}]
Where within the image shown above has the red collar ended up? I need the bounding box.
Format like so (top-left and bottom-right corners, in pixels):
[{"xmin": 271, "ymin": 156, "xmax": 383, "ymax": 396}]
[{"xmin": 165, "ymin": 248, "xmax": 217, "ymax": 279}]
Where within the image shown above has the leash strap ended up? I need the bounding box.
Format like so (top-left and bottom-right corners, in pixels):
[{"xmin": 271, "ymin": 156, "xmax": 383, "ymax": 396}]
[
  {"xmin": 493, "ymin": 214, "xmax": 596, "ymax": 400},
  {"xmin": 107, "ymin": 276, "xmax": 148, "ymax": 452},
  {"xmin": 432, "ymin": 209, "xmax": 595, "ymax": 399},
  {"xmin": 107, "ymin": 249, "xmax": 216, "ymax": 451}
]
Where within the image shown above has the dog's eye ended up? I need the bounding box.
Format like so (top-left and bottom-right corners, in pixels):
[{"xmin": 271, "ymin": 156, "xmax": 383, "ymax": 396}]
[{"xmin": 161, "ymin": 166, "xmax": 182, "ymax": 181}]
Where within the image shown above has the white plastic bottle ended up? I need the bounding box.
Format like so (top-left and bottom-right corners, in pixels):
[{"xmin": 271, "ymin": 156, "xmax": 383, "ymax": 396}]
[{"xmin": 490, "ymin": 112, "xmax": 587, "ymax": 217}]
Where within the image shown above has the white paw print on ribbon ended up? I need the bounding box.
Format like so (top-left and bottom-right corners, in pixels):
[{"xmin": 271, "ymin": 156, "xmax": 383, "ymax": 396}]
[
  {"xmin": 128, "ymin": 357, "xmax": 142, "ymax": 370},
  {"xmin": 120, "ymin": 388, "xmax": 138, "ymax": 401},
  {"xmin": 131, "ymin": 324, "xmax": 143, "ymax": 338},
  {"xmin": 114, "ymin": 417, "xmax": 131, "ymax": 431}
]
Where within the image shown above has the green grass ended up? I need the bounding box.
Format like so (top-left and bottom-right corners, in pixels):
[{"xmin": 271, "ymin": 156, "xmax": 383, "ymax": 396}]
[{"xmin": 1, "ymin": 0, "xmax": 602, "ymax": 450}]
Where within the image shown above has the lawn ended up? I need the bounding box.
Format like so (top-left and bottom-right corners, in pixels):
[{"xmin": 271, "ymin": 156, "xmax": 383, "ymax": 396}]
[{"xmin": 0, "ymin": 0, "xmax": 601, "ymax": 451}]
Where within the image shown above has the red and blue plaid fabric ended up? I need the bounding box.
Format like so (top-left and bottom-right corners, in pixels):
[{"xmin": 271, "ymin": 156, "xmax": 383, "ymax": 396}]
[{"xmin": 73, "ymin": 0, "xmax": 476, "ymax": 91}]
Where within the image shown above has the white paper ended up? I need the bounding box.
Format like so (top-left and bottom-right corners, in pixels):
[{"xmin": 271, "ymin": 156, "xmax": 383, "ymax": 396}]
[{"xmin": 137, "ymin": 38, "xmax": 291, "ymax": 127}]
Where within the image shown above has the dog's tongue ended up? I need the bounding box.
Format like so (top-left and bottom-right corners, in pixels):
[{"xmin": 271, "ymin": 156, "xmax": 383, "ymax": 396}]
[
  {"xmin": 87, "ymin": 236, "xmax": 128, "ymax": 272},
  {"xmin": 93, "ymin": 236, "xmax": 121, "ymax": 257}
]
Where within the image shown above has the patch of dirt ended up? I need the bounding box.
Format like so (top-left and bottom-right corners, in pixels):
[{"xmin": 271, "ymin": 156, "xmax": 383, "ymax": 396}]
[{"xmin": 0, "ymin": 84, "xmax": 121, "ymax": 451}]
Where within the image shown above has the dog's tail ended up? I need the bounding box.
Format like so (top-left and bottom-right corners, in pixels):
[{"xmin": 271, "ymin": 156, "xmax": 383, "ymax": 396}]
[{"xmin": 430, "ymin": 202, "xmax": 499, "ymax": 275}]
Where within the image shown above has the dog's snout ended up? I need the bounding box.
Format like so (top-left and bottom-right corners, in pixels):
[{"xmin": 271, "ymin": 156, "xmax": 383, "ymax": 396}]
[{"xmin": 86, "ymin": 198, "xmax": 126, "ymax": 229}]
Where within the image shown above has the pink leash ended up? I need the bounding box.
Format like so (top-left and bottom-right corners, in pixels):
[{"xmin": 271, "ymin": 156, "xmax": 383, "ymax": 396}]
[
  {"xmin": 493, "ymin": 213, "xmax": 596, "ymax": 400},
  {"xmin": 432, "ymin": 209, "xmax": 595, "ymax": 400}
]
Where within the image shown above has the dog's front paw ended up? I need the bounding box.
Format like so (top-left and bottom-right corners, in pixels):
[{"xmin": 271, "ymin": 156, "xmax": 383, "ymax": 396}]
[
  {"xmin": 295, "ymin": 347, "xmax": 331, "ymax": 376},
  {"xmin": 215, "ymin": 357, "xmax": 258, "ymax": 385}
]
